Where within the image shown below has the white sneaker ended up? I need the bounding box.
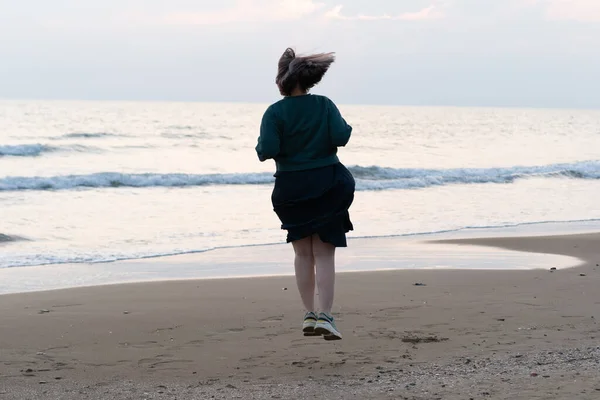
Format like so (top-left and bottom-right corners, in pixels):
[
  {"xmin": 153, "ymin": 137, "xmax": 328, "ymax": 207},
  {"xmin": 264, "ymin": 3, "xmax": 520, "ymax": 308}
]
[
  {"xmin": 314, "ymin": 312, "xmax": 342, "ymax": 340},
  {"xmin": 302, "ymin": 311, "xmax": 318, "ymax": 334}
]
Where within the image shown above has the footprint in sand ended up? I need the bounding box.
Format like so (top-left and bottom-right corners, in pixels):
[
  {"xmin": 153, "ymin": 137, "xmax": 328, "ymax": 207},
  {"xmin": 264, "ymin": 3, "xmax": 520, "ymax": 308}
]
[
  {"xmin": 118, "ymin": 341, "xmax": 162, "ymax": 349},
  {"xmin": 152, "ymin": 325, "xmax": 183, "ymax": 334},
  {"xmin": 138, "ymin": 356, "xmax": 194, "ymax": 370},
  {"xmin": 259, "ymin": 315, "xmax": 284, "ymax": 323},
  {"xmin": 184, "ymin": 339, "xmax": 204, "ymax": 346}
]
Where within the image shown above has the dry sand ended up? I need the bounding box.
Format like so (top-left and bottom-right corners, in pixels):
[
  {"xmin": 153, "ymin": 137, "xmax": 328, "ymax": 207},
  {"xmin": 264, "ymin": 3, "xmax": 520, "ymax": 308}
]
[{"xmin": 1, "ymin": 233, "xmax": 599, "ymax": 399}]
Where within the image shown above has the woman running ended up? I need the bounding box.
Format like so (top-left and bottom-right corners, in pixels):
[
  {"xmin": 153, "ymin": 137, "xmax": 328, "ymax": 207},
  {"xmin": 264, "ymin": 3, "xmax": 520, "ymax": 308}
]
[{"xmin": 255, "ymin": 48, "xmax": 355, "ymax": 341}]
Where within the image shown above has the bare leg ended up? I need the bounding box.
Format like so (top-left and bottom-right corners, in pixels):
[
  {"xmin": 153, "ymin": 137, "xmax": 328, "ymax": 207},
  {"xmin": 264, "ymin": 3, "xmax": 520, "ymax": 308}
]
[
  {"xmin": 312, "ymin": 234, "xmax": 336, "ymax": 314},
  {"xmin": 292, "ymin": 237, "xmax": 315, "ymax": 312}
]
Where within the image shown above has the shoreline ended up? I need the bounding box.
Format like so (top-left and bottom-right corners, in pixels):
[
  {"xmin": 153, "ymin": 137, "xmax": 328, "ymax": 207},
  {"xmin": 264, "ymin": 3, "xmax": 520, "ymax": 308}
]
[
  {"xmin": 1, "ymin": 232, "xmax": 599, "ymax": 399},
  {"xmin": 0, "ymin": 233, "xmax": 583, "ymax": 296},
  {"xmin": 2, "ymin": 216, "xmax": 600, "ymax": 271},
  {"xmin": 433, "ymin": 232, "xmax": 599, "ymax": 264}
]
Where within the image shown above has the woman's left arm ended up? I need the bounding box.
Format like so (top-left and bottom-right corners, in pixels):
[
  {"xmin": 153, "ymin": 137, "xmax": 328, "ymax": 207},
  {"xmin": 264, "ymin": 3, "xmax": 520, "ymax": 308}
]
[{"xmin": 255, "ymin": 107, "xmax": 281, "ymax": 162}]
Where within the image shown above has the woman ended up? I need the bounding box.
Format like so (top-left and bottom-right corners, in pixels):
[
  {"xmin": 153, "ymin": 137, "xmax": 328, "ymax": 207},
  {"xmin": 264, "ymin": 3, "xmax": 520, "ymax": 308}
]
[{"xmin": 255, "ymin": 48, "xmax": 355, "ymax": 341}]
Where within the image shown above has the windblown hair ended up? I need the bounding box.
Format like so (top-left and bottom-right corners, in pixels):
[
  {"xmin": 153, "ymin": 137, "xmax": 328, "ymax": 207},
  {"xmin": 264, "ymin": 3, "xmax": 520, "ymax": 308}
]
[{"xmin": 276, "ymin": 48, "xmax": 336, "ymax": 96}]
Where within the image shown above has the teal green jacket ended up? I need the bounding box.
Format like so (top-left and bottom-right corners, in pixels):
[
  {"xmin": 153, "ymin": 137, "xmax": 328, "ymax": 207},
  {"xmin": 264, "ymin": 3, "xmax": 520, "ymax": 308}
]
[{"xmin": 255, "ymin": 94, "xmax": 352, "ymax": 172}]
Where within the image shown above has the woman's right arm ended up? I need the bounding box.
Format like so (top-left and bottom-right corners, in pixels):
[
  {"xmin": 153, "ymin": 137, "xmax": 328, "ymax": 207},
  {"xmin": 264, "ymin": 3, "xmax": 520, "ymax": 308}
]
[
  {"xmin": 328, "ymin": 99, "xmax": 352, "ymax": 147},
  {"xmin": 255, "ymin": 107, "xmax": 281, "ymax": 162}
]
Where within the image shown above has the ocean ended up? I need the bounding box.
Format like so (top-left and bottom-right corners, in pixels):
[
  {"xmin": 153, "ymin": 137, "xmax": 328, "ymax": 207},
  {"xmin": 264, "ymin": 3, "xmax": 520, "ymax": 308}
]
[{"xmin": 1, "ymin": 99, "xmax": 600, "ymax": 270}]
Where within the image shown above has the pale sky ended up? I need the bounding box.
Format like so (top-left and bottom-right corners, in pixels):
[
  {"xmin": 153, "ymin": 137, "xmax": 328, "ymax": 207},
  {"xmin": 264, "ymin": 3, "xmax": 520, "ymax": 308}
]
[{"xmin": 1, "ymin": 0, "xmax": 599, "ymax": 108}]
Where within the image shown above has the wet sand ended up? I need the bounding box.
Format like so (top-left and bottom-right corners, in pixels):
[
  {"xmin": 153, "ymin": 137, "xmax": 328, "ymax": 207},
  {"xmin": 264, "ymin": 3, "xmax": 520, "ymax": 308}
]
[{"xmin": 1, "ymin": 233, "xmax": 599, "ymax": 399}]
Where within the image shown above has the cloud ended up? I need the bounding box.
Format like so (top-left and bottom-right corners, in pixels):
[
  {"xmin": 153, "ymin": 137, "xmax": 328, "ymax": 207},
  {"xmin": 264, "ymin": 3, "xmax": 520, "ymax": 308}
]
[
  {"xmin": 523, "ymin": 0, "xmax": 600, "ymax": 22},
  {"xmin": 543, "ymin": 0, "xmax": 600, "ymax": 22},
  {"xmin": 325, "ymin": 4, "xmax": 444, "ymax": 21},
  {"xmin": 162, "ymin": 0, "xmax": 325, "ymax": 25}
]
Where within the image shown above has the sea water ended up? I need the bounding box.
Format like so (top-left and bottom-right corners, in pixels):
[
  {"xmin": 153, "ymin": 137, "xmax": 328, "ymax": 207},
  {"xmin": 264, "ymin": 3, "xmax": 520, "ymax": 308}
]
[{"xmin": 1, "ymin": 99, "xmax": 600, "ymax": 269}]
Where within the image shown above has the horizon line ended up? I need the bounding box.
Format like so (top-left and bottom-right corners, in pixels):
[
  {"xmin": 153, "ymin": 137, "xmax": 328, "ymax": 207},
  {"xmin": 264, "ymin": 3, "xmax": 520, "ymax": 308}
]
[{"xmin": 1, "ymin": 96, "xmax": 599, "ymax": 112}]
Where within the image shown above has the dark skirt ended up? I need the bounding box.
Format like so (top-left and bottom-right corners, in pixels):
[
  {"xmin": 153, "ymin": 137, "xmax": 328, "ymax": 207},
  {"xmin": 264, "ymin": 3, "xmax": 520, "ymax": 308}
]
[{"xmin": 271, "ymin": 162, "xmax": 355, "ymax": 247}]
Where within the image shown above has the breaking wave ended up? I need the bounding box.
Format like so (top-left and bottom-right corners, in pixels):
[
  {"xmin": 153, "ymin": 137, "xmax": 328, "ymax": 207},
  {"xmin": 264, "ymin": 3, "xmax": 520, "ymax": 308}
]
[
  {"xmin": 0, "ymin": 234, "xmax": 26, "ymax": 243},
  {"xmin": 1, "ymin": 161, "xmax": 598, "ymax": 192},
  {"xmin": 0, "ymin": 144, "xmax": 53, "ymax": 157},
  {"xmin": 0, "ymin": 143, "xmax": 98, "ymax": 157},
  {"xmin": 60, "ymin": 132, "xmax": 125, "ymax": 139}
]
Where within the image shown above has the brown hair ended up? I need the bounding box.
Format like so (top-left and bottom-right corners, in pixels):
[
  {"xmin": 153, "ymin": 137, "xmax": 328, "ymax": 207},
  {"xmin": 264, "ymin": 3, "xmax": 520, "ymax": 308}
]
[{"xmin": 275, "ymin": 48, "xmax": 336, "ymax": 96}]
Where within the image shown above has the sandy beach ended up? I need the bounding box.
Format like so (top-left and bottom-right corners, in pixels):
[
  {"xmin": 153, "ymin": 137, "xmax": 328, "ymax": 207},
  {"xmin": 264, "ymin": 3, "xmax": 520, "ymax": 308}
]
[{"xmin": 1, "ymin": 233, "xmax": 599, "ymax": 399}]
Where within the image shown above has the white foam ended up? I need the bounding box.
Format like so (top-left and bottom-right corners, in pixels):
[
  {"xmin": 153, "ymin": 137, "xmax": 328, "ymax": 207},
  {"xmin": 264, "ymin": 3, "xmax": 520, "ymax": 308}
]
[{"xmin": 1, "ymin": 160, "xmax": 598, "ymax": 192}]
